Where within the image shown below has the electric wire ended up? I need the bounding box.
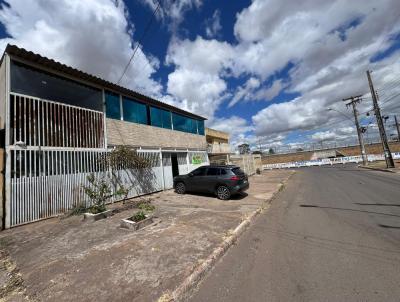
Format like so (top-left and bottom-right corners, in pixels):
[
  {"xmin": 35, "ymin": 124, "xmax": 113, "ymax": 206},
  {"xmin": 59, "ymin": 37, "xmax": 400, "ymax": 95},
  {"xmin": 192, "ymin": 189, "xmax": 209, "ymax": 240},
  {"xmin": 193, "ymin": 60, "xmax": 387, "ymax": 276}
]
[{"xmin": 116, "ymin": 0, "xmax": 162, "ymax": 85}]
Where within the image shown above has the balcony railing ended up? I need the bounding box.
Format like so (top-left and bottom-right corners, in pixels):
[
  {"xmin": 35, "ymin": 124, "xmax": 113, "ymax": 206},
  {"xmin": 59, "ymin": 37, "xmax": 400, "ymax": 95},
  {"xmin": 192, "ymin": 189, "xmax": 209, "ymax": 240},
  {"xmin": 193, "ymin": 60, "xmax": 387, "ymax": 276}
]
[{"xmin": 207, "ymin": 143, "xmax": 232, "ymax": 154}]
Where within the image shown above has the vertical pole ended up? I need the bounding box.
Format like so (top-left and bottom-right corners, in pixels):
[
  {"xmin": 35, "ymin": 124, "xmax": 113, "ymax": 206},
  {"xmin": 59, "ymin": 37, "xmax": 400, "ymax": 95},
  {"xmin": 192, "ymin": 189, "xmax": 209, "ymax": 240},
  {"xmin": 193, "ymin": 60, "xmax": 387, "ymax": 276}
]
[
  {"xmin": 102, "ymin": 90, "xmax": 108, "ymax": 149},
  {"xmin": 395, "ymin": 115, "xmax": 400, "ymax": 142},
  {"xmin": 350, "ymin": 101, "xmax": 368, "ymax": 165},
  {"xmin": 4, "ymin": 54, "xmax": 11, "ymax": 229},
  {"xmin": 342, "ymin": 96, "xmax": 368, "ymax": 166},
  {"xmin": 186, "ymin": 151, "xmax": 190, "ymax": 174},
  {"xmin": 366, "ymin": 70, "xmax": 394, "ymax": 168},
  {"xmin": 159, "ymin": 149, "xmax": 165, "ymax": 190}
]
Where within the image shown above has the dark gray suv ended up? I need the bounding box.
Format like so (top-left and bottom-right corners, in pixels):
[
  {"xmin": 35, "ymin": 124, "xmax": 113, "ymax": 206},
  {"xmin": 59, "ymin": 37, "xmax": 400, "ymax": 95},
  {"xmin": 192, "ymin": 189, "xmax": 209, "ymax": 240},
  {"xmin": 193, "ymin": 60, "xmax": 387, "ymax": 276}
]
[{"xmin": 173, "ymin": 165, "xmax": 249, "ymax": 200}]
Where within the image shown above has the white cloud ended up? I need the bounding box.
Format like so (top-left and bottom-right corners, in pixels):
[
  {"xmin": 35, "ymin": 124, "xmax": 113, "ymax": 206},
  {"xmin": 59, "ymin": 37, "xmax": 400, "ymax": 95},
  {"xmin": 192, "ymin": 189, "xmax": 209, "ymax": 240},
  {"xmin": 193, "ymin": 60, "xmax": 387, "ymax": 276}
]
[
  {"xmin": 311, "ymin": 130, "xmax": 337, "ymax": 142},
  {"xmin": 141, "ymin": 0, "xmax": 202, "ymax": 31},
  {"xmin": 165, "ymin": 36, "xmax": 234, "ymax": 119},
  {"xmin": 205, "ymin": 9, "xmax": 222, "ymax": 38},
  {"xmin": 0, "ymin": 0, "xmax": 163, "ymax": 97},
  {"xmin": 228, "ymin": 77, "xmax": 260, "ymax": 107},
  {"xmin": 208, "ymin": 116, "xmax": 254, "ymax": 148},
  {"xmin": 4, "ymin": 0, "xmax": 399, "ymax": 149},
  {"xmin": 242, "ymin": 0, "xmax": 400, "ymax": 142},
  {"xmin": 254, "ymin": 79, "xmax": 286, "ymax": 101}
]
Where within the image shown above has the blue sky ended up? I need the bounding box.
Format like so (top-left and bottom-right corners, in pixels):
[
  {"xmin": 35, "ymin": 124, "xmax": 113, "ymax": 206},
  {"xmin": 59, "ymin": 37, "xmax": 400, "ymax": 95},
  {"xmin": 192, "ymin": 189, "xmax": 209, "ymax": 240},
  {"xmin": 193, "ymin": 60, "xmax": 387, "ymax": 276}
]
[{"xmin": 0, "ymin": 0, "xmax": 400, "ymax": 151}]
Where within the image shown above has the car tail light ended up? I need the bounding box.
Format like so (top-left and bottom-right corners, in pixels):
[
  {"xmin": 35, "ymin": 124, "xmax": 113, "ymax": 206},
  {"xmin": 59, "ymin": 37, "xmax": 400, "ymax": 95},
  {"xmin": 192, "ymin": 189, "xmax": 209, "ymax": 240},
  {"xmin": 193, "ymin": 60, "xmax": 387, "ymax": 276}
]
[{"xmin": 230, "ymin": 175, "xmax": 240, "ymax": 181}]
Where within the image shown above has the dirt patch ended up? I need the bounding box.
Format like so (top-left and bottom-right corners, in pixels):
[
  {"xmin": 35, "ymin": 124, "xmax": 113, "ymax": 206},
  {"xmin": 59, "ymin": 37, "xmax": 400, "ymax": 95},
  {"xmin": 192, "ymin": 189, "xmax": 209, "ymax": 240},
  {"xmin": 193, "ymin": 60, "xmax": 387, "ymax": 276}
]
[{"xmin": 0, "ymin": 247, "xmax": 29, "ymax": 302}]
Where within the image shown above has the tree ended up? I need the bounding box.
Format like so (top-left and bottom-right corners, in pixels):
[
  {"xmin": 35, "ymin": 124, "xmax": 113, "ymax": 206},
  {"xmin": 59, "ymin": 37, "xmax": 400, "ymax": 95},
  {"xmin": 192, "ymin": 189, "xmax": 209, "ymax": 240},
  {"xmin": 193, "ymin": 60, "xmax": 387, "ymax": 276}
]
[
  {"xmin": 238, "ymin": 143, "xmax": 250, "ymax": 154},
  {"xmin": 268, "ymin": 148, "xmax": 275, "ymax": 155},
  {"xmin": 82, "ymin": 146, "xmax": 151, "ymax": 213}
]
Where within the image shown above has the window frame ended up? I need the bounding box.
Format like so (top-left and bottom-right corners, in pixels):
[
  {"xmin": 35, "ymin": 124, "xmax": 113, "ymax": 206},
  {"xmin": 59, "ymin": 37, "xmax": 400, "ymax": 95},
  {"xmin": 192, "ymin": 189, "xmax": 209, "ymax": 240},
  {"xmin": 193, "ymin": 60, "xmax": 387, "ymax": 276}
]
[{"xmin": 122, "ymin": 96, "xmax": 148, "ymax": 125}]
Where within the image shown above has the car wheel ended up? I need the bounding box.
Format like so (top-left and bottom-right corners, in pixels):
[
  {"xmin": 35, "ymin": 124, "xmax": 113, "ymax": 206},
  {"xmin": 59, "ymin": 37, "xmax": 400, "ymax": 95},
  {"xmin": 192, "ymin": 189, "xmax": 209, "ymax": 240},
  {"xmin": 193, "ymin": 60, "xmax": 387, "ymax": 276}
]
[
  {"xmin": 216, "ymin": 185, "xmax": 231, "ymax": 200},
  {"xmin": 175, "ymin": 182, "xmax": 186, "ymax": 194}
]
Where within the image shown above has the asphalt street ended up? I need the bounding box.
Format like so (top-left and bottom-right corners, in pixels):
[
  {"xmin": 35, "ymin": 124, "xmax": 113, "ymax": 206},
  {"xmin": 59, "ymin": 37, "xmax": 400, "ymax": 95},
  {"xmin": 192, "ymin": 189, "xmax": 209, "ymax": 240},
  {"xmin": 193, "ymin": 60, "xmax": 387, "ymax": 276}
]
[{"xmin": 189, "ymin": 165, "xmax": 400, "ymax": 302}]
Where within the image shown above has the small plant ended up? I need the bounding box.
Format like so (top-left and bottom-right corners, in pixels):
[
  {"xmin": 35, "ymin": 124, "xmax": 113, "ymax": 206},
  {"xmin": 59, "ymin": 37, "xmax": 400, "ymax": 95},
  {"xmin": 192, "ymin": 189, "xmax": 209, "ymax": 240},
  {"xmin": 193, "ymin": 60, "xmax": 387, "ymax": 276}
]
[
  {"xmin": 82, "ymin": 146, "xmax": 152, "ymax": 214},
  {"xmin": 131, "ymin": 210, "xmax": 147, "ymax": 222},
  {"xmin": 82, "ymin": 173, "xmax": 127, "ymax": 214},
  {"xmin": 138, "ymin": 202, "xmax": 156, "ymax": 212}
]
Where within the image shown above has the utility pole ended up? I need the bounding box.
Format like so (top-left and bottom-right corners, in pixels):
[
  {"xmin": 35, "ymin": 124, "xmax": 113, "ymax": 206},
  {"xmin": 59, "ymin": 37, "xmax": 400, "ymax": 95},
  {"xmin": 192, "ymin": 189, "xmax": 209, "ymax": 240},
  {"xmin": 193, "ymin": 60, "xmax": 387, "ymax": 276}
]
[
  {"xmin": 395, "ymin": 115, "xmax": 400, "ymax": 142},
  {"xmin": 342, "ymin": 95, "xmax": 368, "ymax": 166},
  {"xmin": 366, "ymin": 70, "xmax": 395, "ymax": 168}
]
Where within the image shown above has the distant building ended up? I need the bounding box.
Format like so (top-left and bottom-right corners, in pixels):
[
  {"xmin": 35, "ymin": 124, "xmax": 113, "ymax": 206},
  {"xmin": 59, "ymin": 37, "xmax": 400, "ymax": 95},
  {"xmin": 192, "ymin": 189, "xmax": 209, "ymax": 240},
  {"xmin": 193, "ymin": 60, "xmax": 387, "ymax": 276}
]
[{"xmin": 206, "ymin": 128, "xmax": 232, "ymax": 164}]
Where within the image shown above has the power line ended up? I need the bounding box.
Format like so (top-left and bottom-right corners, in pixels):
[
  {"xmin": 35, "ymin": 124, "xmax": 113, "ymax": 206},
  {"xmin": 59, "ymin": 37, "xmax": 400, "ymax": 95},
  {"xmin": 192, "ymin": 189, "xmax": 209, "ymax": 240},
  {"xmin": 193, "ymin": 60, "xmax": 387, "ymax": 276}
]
[{"xmin": 116, "ymin": 0, "xmax": 162, "ymax": 85}]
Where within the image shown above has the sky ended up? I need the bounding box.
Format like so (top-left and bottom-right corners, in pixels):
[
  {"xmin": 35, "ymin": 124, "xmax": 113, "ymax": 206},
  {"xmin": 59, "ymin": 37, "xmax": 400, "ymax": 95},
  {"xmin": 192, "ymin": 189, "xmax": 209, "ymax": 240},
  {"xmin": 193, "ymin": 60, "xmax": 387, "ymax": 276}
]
[{"xmin": 0, "ymin": 0, "xmax": 400, "ymax": 152}]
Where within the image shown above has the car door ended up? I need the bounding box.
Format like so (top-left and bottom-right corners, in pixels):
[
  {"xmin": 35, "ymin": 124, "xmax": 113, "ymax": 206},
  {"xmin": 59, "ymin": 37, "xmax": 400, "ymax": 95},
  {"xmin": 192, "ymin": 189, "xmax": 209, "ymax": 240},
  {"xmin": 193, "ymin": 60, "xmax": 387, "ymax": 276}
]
[
  {"xmin": 186, "ymin": 166, "xmax": 207, "ymax": 192},
  {"xmin": 203, "ymin": 167, "xmax": 220, "ymax": 193}
]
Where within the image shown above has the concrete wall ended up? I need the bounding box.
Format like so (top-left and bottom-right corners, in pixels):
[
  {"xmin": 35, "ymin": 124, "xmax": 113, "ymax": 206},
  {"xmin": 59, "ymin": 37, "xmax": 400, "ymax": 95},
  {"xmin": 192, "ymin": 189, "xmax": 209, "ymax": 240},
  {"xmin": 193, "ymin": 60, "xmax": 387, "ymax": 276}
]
[
  {"xmin": 228, "ymin": 154, "xmax": 262, "ymax": 175},
  {"xmin": 262, "ymin": 141, "xmax": 400, "ymax": 165},
  {"xmin": 106, "ymin": 118, "xmax": 207, "ymax": 150},
  {"xmin": 337, "ymin": 142, "xmax": 400, "ymax": 156}
]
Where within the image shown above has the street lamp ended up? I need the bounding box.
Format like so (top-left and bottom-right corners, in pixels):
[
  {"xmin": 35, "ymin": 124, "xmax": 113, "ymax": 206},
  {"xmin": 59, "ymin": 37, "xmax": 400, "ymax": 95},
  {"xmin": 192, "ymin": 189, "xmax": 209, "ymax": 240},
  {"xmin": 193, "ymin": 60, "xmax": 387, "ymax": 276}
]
[{"xmin": 327, "ymin": 107, "xmax": 353, "ymax": 122}]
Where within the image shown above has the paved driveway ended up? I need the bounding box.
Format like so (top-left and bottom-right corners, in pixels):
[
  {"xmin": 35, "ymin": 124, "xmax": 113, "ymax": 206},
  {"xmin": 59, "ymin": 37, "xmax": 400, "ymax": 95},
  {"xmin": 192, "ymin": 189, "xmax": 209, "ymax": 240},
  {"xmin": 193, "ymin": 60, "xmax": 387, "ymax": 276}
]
[{"xmin": 0, "ymin": 169, "xmax": 292, "ymax": 302}]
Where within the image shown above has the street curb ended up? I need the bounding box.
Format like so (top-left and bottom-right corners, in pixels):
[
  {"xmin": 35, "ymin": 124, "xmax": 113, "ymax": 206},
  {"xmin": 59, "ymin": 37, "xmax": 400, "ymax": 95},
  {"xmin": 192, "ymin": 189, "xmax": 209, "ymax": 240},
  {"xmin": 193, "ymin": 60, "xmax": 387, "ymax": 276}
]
[
  {"xmin": 358, "ymin": 165, "xmax": 396, "ymax": 173},
  {"xmin": 158, "ymin": 171, "xmax": 295, "ymax": 302}
]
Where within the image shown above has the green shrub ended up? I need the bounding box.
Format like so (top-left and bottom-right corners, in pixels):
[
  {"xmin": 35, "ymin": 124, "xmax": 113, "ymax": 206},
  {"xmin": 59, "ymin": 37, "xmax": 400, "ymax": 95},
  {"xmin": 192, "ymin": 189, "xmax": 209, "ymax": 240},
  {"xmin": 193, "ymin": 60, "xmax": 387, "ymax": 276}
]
[
  {"xmin": 138, "ymin": 203, "xmax": 155, "ymax": 212},
  {"xmin": 131, "ymin": 211, "xmax": 147, "ymax": 222}
]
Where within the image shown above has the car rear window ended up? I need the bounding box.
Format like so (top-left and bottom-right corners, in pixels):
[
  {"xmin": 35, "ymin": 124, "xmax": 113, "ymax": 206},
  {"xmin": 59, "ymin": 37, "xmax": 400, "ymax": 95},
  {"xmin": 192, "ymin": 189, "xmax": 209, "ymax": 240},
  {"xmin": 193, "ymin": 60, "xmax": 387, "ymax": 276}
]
[{"xmin": 232, "ymin": 167, "xmax": 245, "ymax": 175}]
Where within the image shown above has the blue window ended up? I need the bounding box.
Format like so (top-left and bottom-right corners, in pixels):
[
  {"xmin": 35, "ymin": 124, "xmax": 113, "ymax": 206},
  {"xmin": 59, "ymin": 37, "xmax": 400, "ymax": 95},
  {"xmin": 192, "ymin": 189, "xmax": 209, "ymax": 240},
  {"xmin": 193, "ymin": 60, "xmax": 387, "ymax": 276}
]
[
  {"xmin": 105, "ymin": 91, "xmax": 121, "ymax": 120},
  {"xmin": 150, "ymin": 107, "xmax": 172, "ymax": 129},
  {"xmin": 162, "ymin": 109, "xmax": 172, "ymax": 129},
  {"xmin": 172, "ymin": 113, "xmax": 191, "ymax": 133},
  {"xmin": 172, "ymin": 113, "xmax": 203, "ymax": 134},
  {"xmin": 150, "ymin": 106, "xmax": 163, "ymax": 127},
  {"xmin": 123, "ymin": 97, "xmax": 148, "ymax": 125},
  {"xmin": 197, "ymin": 120, "xmax": 205, "ymax": 135},
  {"xmin": 190, "ymin": 118, "xmax": 198, "ymax": 134}
]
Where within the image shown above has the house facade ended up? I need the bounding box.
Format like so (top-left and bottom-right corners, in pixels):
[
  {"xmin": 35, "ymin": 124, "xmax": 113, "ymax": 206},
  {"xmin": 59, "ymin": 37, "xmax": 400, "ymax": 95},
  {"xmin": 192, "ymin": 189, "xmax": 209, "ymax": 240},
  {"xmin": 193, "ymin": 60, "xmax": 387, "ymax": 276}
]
[
  {"xmin": 0, "ymin": 45, "xmax": 208, "ymax": 229},
  {"xmin": 206, "ymin": 128, "xmax": 232, "ymax": 164}
]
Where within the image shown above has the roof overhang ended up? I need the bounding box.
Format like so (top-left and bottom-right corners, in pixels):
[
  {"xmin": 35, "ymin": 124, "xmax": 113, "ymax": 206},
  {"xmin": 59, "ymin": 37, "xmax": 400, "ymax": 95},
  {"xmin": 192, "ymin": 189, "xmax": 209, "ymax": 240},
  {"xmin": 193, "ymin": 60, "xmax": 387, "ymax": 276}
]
[{"xmin": 4, "ymin": 44, "xmax": 206, "ymax": 121}]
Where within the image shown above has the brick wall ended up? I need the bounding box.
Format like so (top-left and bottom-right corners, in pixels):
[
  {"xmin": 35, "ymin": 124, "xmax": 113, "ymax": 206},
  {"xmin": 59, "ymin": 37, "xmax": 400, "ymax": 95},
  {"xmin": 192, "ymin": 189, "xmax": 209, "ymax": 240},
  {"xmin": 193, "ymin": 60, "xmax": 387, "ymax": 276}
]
[
  {"xmin": 262, "ymin": 141, "xmax": 400, "ymax": 165},
  {"xmin": 106, "ymin": 119, "xmax": 207, "ymax": 149}
]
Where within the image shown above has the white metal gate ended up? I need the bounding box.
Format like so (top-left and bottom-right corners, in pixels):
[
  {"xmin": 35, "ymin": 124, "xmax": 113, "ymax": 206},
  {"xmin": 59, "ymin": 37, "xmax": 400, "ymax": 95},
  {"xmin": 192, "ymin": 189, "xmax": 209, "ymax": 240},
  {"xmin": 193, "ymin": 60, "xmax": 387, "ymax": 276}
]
[
  {"xmin": 5, "ymin": 93, "xmax": 208, "ymax": 228},
  {"xmin": 6, "ymin": 93, "xmax": 107, "ymax": 227}
]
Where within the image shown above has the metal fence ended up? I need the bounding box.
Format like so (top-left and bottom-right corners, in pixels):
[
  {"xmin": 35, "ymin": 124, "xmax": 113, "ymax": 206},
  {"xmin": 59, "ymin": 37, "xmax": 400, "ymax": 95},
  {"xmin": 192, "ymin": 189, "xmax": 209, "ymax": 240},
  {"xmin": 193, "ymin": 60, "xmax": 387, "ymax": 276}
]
[
  {"xmin": 5, "ymin": 93, "xmax": 209, "ymax": 228},
  {"xmin": 9, "ymin": 149, "xmax": 165, "ymax": 227},
  {"xmin": 263, "ymin": 152, "xmax": 400, "ymax": 170}
]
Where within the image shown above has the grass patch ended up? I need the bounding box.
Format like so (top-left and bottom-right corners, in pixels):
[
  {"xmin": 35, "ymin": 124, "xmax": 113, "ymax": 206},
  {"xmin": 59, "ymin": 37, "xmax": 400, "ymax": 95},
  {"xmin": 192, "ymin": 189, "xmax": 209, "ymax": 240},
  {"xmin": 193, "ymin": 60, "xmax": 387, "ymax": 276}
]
[
  {"xmin": 138, "ymin": 203, "xmax": 155, "ymax": 212},
  {"xmin": 130, "ymin": 211, "xmax": 147, "ymax": 222}
]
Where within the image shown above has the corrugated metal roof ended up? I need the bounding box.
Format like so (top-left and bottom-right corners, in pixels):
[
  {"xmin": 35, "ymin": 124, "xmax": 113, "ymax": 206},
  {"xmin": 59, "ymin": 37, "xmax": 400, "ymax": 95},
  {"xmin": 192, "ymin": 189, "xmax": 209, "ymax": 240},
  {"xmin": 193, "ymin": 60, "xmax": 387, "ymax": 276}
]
[{"xmin": 4, "ymin": 44, "xmax": 206, "ymax": 121}]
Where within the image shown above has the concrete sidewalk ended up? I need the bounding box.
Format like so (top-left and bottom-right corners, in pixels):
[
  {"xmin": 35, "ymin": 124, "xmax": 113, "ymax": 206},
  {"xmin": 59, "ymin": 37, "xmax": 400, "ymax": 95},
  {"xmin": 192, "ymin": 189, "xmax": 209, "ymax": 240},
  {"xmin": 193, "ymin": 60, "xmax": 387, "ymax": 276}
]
[
  {"xmin": 359, "ymin": 160, "xmax": 400, "ymax": 173},
  {"xmin": 0, "ymin": 169, "xmax": 292, "ymax": 302}
]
